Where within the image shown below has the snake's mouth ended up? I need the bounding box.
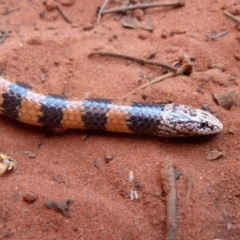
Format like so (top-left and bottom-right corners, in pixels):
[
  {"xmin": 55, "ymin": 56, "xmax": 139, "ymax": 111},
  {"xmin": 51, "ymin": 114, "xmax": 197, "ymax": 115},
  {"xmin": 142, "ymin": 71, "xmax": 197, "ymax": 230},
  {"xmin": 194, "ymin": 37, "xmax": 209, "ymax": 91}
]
[{"xmin": 200, "ymin": 114, "xmax": 223, "ymax": 135}]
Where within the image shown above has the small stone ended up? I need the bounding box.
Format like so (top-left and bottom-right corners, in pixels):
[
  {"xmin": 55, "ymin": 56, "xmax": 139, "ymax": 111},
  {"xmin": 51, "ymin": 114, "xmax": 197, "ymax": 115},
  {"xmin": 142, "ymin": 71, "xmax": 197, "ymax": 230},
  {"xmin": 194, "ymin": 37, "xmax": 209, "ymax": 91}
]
[
  {"xmin": 94, "ymin": 159, "xmax": 101, "ymax": 169},
  {"xmin": 104, "ymin": 154, "xmax": 113, "ymax": 163},
  {"xmin": 41, "ymin": 67, "xmax": 48, "ymax": 73},
  {"xmin": 132, "ymin": 9, "xmax": 144, "ymax": 21},
  {"xmin": 44, "ymin": 0, "xmax": 58, "ymax": 11},
  {"xmin": 82, "ymin": 25, "xmax": 94, "ymax": 31},
  {"xmin": 54, "ymin": 61, "xmax": 61, "ymax": 66},
  {"xmin": 27, "ymin": 37, "xmax": 42, "ymax": 45},
  {"xmin": 235, "ymin": 53, "xmax": 240, "ymax": 61},
  {"xmin": 23, "ymin": 193, "xmax": 38, "ymax": 203},
  {"xmin": 59, "ymin": 0, "xmax": 75, "ymax": 6},
  {"xmin": 138, "ymin": 31, "xmax": 148, "ymax": 40},
  {"xmin": 45, "ymin": 199, "xmax": 72, "ymax": 218},
  {"xmin": 23, "ymin": 151, "xmax": 37, "ymax": 158},
  {"xmin": 161, "ymin": 31, "xmax": 168, "ymax": 38}
]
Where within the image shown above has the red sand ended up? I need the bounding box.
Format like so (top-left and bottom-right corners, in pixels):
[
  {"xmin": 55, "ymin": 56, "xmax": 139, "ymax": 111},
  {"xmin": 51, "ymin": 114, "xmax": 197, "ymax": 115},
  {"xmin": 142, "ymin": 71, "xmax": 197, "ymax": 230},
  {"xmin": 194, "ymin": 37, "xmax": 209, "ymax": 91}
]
[{"xmin": 0, "ymin": 0, "xmax": 240, "ymax": 239}]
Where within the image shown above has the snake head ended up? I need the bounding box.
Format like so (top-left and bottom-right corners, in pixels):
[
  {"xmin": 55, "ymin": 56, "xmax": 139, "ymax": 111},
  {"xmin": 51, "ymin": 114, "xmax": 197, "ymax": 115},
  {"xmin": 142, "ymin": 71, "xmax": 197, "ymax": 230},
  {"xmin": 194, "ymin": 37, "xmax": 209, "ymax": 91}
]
[{"xmin": 159, "ymin": 104, "xmax": 223, "ymax": 137}]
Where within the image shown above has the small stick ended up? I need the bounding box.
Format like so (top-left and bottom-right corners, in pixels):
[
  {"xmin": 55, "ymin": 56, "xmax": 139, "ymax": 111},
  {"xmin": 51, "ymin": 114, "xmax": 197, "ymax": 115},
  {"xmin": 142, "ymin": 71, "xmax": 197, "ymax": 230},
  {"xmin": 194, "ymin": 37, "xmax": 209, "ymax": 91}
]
[
  {"xmin": 97, "ymin": 0, "xmax": 110, "ymax": 24},
  {"xmin": 102, "ymin": 1, "xmax": 184, "ymax": 15},
  {"xmin": 88, "ymin": 51, "xmax": 178, "ymax": 73},
  {"xmin": 223, "ymin": 10, "xmax": 240, "ymax": 25},
  {"xmin": 56, "ymin": 3, "xmax": 72, "ymax": 24},
  {"xmin": 2, "ymin": 7, "xmax": 20, "ymax": 16},
  {"xmin": 163, "ymin": 159, "xmax": 177, "ymax": 240},
  {"xmin": 185, "ymin": 173, "xmax": 193, "ymax": 200},
  {"xmin": 120, "ymin": 54, "xmax": 193, "ymax": 100},
  {"xmin": 120, "ymin": 71, "xmax": 174, "ymax": 100},
  {"xmin": 0, "ymin": 29, "xmax": 9, "ymax": 45},
  {"xmin": 207, "ymin": 30, "xmax": 228, "ymax": 40}
]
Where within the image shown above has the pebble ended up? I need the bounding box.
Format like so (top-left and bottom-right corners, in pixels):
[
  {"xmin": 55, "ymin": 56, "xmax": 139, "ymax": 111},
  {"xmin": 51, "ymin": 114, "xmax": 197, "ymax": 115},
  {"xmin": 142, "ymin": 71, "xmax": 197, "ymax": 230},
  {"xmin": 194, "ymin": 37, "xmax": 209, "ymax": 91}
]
[
  {"xmin": 27, "ymin": 37, "xmax": 42, "ymax": 46},
  {"xmin": 105, "ymin": 154, "xmax": 113, "ymax": 163},
  {"xmin": 138, "ymin": 31, "xmax": 148, "ymax": 40},
  {"xmin": 23, "ymin": 151, "xmax": 37, "ymax": 158},
  {"xmin": 94, "ymin": 159, "xmax": 101, "ymax": 169},
  {"xmin": 23, "ymin": 193, "xmax": 38, "ymax": 203},
  {"xmin": 132, "ymin": 9, "xmax": 144, "ymax": 21},
  {"xmin": 44, "ymin": 0, "xmax": 57, "ymax": 11},
  {"xmin": 234, "ymin": 53, "xmax": 240, "ymax": 61},
  {"xmin": 59, "ymin": 0, "xmax": 75, "ymax": 6},
  {"xmin": 45, "ymin": 199, "xmax": 72, "ymax": 218}
]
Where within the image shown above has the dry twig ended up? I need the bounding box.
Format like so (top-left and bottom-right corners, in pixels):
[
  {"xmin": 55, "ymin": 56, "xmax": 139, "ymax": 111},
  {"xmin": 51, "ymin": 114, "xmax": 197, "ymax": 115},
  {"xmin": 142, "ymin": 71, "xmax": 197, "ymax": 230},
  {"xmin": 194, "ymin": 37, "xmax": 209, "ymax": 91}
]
[
  {"xmin": 97, "ymin": 0, "xmax": 110, "ymax": 24},
  {"xmin": 0, "ymin": 27, "xmax": 9, "ymax": 45},
  {"xmin": 56, "ymin": 3, "xmax": 72, "ymax": 24},
  {"xmin": 121, "ymin": 71, "xmax": 174, "ymax": 100},
  {"xmin": 102, "ymin": 1, "xmax": 185, "ymax": 15},
  {"xmin": 163, "ymin": 159, "xmax": 177, "ymax": 240},
  {"xmin": 186, "ymin": 173, "xmax": 193, "ymax": 200},
  {"xmin": 88, "ymin": 51, "xmax": 178, "ymax": 72},
  {"xmin": 223, "ymin": 10, "xmax": 240, "ymax": 25},
  {"xmin": 207, "ymin": 30, "xmax": 228, "ymax": 40},
  {"xmin": 2, "ymin": 7, "xmax": 20, "ymax": 16}
]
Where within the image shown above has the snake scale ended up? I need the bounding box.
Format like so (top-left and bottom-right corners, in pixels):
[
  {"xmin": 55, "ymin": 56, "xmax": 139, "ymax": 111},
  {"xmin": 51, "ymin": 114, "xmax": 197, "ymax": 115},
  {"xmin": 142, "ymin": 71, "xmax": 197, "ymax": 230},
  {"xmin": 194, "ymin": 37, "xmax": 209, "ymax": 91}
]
[{"xmin": 0, "ymin": 72, "xmax": 223, "ymax": 137}]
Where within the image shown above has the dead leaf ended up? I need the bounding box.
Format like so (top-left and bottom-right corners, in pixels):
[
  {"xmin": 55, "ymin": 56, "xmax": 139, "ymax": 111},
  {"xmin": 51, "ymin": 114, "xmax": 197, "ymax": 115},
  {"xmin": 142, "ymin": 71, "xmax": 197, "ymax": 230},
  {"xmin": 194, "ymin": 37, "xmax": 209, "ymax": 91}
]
[
  {"xmin": 213, "ymin": 91, "xmax": 235, "ymax": 110},
  {"xmin": 206, "ymin": 150, "xmax": 223, "ymax": 161},
  {"xmin": 145, "ymin": 45, "xmax": 159, "ymax": 59},
  {"xmin": 121, "ymin": 16, "xmax": 153, "ymax": 31},
  {"xmin": 0, "ymin": 153, "xmax": 18, "ymax": 175}
]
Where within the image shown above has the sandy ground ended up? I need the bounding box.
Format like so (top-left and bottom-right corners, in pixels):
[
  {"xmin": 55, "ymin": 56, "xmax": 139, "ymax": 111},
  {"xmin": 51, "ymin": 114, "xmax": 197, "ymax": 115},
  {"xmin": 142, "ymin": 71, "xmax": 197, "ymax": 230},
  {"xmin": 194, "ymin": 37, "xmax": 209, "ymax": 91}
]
[{"xmin": 0, "ymin": 0, "xmax": 240, "ymax": 239}]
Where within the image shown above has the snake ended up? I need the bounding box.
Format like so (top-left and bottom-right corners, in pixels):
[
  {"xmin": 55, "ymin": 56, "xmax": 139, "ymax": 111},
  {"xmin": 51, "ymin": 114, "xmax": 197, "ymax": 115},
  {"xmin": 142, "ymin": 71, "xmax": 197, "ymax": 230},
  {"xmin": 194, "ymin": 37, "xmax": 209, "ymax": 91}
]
[{"xmin": 0, "ymin": 72, "xmax": 223, "ymax": 137}]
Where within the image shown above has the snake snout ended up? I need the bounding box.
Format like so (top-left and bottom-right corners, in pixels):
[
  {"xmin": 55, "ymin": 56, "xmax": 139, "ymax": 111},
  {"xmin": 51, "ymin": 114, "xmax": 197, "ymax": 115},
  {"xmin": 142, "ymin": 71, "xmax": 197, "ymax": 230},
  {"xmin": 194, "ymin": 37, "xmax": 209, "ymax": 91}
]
[{"xmin": 197, "ymin": 111, "xmax": 223, "ymax": 135}]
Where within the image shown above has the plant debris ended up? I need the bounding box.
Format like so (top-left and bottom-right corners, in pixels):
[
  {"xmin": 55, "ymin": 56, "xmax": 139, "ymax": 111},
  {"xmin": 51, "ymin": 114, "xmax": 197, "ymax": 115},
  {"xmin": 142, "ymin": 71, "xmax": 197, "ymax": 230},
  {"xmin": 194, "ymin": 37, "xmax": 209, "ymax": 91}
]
[
  {"xmin": 121, "ymin": 16, "xmax": 154, "ymax": 31},
  {"xmin": 163, "ymin": 159, "xmax": 177, "ymax": 240},
  {"xmin": 45, "ymin": 199, "xmax": 73, "ymax": 218},
  {"xmin": 0, "ymin": 153, "xmax": 18, "ymax": 175},
  {"xmin": 206, "ymin": 150, "xmax": 223, "ymax": 161},
  {"xmin": 0, "ymin": 26, "xmax": 9, "ymax": 45},
  {"xmin": 213, "ymin": 91, "xmax": 236, "ymax": 110}
]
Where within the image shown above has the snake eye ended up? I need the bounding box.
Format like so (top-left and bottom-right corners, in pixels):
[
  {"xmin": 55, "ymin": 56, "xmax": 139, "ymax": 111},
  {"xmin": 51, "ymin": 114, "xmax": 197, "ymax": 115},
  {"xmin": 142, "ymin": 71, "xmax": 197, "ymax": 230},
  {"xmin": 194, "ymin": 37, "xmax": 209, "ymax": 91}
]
[{"xmin": 200, "ymin": 122, "xmax": 207, "ymax": 128}]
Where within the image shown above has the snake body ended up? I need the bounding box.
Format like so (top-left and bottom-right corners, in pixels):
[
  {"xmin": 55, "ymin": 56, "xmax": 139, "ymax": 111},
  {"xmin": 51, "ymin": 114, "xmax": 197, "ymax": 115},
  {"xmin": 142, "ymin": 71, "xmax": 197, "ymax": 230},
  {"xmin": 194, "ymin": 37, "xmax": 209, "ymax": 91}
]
[{"xmin": 0, "ymin": 72, "xmax": 223, "ymax": 137}]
